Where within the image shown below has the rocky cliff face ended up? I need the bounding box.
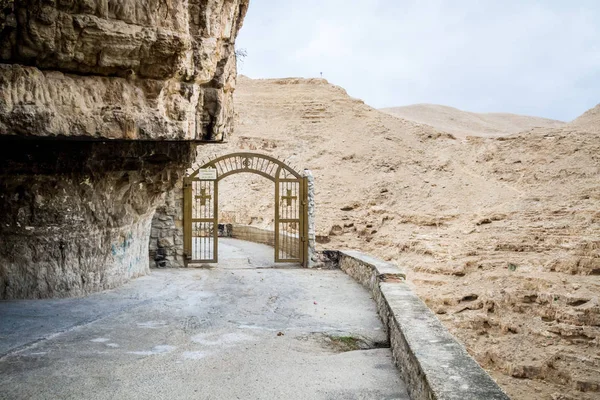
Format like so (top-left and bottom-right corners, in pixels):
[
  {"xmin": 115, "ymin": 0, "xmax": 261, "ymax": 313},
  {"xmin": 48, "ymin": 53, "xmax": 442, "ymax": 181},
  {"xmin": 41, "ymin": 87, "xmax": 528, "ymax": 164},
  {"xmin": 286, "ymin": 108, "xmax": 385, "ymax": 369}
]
[
  {"xmin": 0, "ymin": 0, "xmax": 249, "ymax": 298},
  {"xmin": 0, "ymin": 0, "xmax": 247, "ymax": 140}
]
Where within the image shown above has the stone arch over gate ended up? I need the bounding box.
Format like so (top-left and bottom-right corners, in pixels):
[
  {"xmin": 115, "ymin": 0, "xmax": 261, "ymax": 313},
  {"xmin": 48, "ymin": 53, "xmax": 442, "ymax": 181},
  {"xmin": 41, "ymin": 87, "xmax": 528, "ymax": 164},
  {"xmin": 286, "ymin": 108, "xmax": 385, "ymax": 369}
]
[{"xmin": 183, "ymin": 153, "xmax": 311, "ymax": 267}]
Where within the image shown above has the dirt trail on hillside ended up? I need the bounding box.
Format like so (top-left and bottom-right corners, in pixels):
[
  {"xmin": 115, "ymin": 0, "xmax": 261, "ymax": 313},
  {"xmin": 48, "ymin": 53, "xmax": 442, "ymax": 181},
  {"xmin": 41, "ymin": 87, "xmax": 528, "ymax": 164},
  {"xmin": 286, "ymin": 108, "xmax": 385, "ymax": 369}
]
[{"xmin": 197, "ymin": 76, "xmax": 600, "ymax": 400}]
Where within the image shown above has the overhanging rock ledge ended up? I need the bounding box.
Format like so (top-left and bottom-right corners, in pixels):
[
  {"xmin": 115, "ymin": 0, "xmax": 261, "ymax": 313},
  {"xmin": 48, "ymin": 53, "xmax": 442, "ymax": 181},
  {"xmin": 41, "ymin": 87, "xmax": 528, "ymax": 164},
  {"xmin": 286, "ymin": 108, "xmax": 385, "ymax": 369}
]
[{"xmin": 0, "ymin": 0, "xmax": 249, "ymax": 299}]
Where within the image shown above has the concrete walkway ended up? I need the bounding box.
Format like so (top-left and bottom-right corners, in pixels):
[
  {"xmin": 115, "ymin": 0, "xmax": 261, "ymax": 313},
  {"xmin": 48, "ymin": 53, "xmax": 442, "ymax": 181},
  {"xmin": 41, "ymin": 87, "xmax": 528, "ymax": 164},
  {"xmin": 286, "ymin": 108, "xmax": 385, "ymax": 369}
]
[{"xmin": 0, "ymin": 239, "xmax": 409, "ymax": 399}]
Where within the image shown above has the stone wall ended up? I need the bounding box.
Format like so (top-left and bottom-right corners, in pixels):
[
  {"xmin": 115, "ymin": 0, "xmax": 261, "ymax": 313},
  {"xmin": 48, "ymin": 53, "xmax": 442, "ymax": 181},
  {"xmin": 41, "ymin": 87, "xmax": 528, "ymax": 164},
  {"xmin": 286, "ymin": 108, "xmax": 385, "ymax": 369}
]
[
  {"xmin": 0, "ymin": 139, "xmax": 196, "ymax": 298},
  {"xmin": 0, "ymin": 0, "xmax": 249, "ymax": 299},
  {"xmin": 149, "ymin": 182, "xmax": 186, "ymax": 269},
  {"xmin": 229, "ymin": 224, "xmax": 300, "ymax": 259},
  {"xmin": 230, "ymin": 225, "xmax": 276, "ymax": 247},
  {"xmin": 330, "ymin": 250, "xmax": 510, "ymax": 400},
  {"xmin": 304, "ymin": 169, "xmax": 317, "ymax": 266}
]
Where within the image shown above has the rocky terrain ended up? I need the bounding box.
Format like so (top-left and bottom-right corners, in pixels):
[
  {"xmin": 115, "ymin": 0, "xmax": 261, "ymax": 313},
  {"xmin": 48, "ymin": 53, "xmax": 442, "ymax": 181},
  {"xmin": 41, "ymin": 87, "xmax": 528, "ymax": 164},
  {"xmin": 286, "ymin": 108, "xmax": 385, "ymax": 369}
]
[
  {"xmin": 208, "ymin": 76, "xmax": 600, "ymax": 400},
  {"xmin": 0, "ymin": 0, "xmax": 249, "ymax": 298}
]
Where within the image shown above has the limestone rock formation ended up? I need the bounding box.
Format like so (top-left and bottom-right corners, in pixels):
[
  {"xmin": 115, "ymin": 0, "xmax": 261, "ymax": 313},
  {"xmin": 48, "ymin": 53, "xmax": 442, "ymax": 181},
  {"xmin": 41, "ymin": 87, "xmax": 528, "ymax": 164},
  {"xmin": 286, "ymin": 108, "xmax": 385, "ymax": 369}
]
[
  {"xmin": 0, "ymin": 0, "xmax": 248, "ymax": 140},
  {"xmin": 0, "ymin": 0, "xmax": 249, "ymax": 299}
]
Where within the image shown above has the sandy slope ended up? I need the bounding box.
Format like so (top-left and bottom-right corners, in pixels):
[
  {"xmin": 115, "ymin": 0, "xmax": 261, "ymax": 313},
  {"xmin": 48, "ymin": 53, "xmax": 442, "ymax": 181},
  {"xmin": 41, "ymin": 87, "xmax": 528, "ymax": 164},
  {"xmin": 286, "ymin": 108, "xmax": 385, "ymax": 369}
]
[
  {"xmin": 569, "ymin": 103, "xmax": 600, "ymax": 133},
  {"xmin": 380, "ymin": 104, "xmax": 565, "ymax": 138},
  {"xmin": 197, "ymin": 76, "xmax": 600, "ymax": 400}
]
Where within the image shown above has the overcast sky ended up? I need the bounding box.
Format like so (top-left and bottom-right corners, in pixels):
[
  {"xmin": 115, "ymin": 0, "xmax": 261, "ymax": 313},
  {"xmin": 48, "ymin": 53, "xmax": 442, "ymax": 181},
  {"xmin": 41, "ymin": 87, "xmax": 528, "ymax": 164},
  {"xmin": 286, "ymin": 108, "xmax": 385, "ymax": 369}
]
[{"xmin": 236, "ymin": 0, "xmax": 600, "ymax": 121}]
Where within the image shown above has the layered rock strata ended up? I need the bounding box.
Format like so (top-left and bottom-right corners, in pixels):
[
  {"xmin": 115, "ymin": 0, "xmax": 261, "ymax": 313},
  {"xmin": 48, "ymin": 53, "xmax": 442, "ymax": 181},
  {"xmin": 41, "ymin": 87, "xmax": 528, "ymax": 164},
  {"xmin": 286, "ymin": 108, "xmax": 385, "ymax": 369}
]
[{"xmin": 0, "ymin": 0, "xmax": 248, "ymax": 298}]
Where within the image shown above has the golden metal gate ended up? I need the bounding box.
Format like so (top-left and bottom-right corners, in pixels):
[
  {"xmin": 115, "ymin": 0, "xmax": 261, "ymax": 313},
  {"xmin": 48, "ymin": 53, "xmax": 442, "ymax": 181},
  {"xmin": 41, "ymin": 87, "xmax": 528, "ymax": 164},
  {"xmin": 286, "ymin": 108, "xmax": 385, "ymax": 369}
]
[{"xmin": 183, "ymin": 153, "xmax": 309, "ymax": 266}]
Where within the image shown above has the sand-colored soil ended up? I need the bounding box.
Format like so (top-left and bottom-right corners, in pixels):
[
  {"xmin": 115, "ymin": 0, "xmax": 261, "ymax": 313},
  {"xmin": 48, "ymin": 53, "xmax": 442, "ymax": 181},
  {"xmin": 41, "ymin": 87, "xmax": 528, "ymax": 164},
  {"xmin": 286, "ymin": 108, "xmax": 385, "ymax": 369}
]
[
  {"xmin": 380, "ymin": 104, "xmax": 565, "ymax": 139},
  {"xmin": 197, "ymin": 76, "xmax": 600, "ymax": 400},
  {"xmin": 569, "ymin": 104, "xmax": 600, "ymax": 134}
]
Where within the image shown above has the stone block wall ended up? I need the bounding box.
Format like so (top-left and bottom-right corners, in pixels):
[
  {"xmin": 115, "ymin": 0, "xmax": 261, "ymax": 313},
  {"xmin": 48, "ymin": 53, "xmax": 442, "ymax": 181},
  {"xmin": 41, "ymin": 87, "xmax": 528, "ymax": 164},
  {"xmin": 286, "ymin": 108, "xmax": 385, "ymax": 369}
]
[
  {"xmin": 230, "ymin": 225, "xmax": 300, "ymax": 259},
  {"xmin": 149, "ymin": 182, "xmax": 186, "ymax": 269},
  {"xmin": 333, "ymin": 250, "xmax": 510, "ymax": 400},
  {"xmin": 230, "ymin": 225, "xmax": 276, "ymax": 247}
]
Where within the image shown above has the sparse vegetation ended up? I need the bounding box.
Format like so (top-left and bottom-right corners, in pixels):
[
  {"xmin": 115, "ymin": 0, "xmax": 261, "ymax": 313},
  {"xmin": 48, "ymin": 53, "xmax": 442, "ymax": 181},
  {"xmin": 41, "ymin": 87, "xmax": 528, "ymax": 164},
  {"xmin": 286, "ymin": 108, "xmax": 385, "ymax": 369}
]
[{"xmin": 326, "ymin": 335, "xmax": 365, "ymax": 352}]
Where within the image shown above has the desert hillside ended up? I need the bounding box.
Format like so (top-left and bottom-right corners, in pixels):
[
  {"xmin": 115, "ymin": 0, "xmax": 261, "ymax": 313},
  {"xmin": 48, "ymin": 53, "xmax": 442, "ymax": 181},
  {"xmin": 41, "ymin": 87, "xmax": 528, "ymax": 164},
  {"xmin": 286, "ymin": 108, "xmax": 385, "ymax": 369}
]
[
  {"xmin": 380, "ymin": 104, "xmax": 565, "ymax": 138},
  {"xmin": 198, "ymin": 76, "xmax": 600, "ymax": 400},
  {"xmin": 569, "ymin": 103, "xmax": 600, "ymax": 133}
]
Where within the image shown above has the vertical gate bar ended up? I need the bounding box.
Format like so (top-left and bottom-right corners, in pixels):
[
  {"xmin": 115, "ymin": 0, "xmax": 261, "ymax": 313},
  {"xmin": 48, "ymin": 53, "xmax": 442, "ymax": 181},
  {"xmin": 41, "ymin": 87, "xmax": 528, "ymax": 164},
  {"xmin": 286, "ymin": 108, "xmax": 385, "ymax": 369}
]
[
  {"xmin": 199, "ymin": 181, "xmax": 202, "ymax": 261},
  {"xmin": 286, "ymin": 181, "xmax": 290, "ymax": 258},
  {"xmin": 289, "ymin": 181, "xmax": 292, "ymax": 258},
  {"xmin": 214, "ymin": 179, "xmax": 219, "ymax": 262},
  {"xmin": 296, "ymin": 180, "xmax": 299, "ymax": 260},
  {"xmin": 192, "ymin": 180, "xmax": 196, "ymax": 260},
  {"xmin": 197, "ymin": 181, "xmax": 200, "ymax": 261},
  {"xmin": 289, "ymin": 181, "xmax": 292, "ymax": 257},
  {"xmin": 204, "ymin": 181, "xmax": 207, "ymax": 260},
  {"xmin": 197, "ymin": 181, "xmax": 201, "ymax": 261},
  {"xmin": 298, "ymin": 180, "xmax": 301, "ymax": 260},
  {"xmin": 303, "ymin": 177, "xmax": 308, "ymax": 266},
  {"xmin": 206, "ymin": 181, "xmax": 215, "ymax": 260},
  {"xmin": 195, "ymin": 180, "xmax": 198, "ymax": 260},
  {"xmin": 207, "ymin": 182, "xmax": 209, "ymax": 260},
  {"xmin": 203, "ymin": 182, "xmax": 205, "ymax": 260},
  {"xmin": 202, "ymin": 181, "xmax": 204, "ymax": 259},
  {"xmin": 275, "ymin": 179, "xmax": 280, "ymax": 262},
  {"xmin": 283, "ymin": 182, "xmax": 290, "ymax": 260},
  {"xmin": 207, "ymin": 181, "xmax": 210, "ymax": 260},
  {"xmin": 208, "ymin": 180, "xmax": 211, "ymax": 261},
  {"xmin": 283, "ymin": 181, "xmax": 287, "ymax": 259},
  {"xmin": 293, "ymin": 181, "xmax": 296, "ymax": 258},
  {"xmin": 206, "ymin": 181, "xmax": 210, "ymax": 260},
  {"xmin": 202, "ymin": 181, "xmax": 204, "ymax": 260},
  {"xmin": 183, "ymin": 178, "xmax": 192, "ymax": 260},
  {"xmin": 298, "ymin": 179, "xmax": 303, "ymax": 264},
  {"xmin": 294, "ymin": 181, "xmax": 297, "ymax": 256}
]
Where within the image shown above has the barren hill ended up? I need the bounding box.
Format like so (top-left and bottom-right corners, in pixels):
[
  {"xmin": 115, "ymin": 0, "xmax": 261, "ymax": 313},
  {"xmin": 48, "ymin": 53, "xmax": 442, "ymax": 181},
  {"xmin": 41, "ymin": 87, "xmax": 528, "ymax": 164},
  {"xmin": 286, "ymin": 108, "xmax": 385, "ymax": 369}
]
[
  {"xmin": 380, "ymin": 104, "xmax": 565, "ymax": 138},
  {"xmin": 569, "ymin": 103, "xmax": 600, "ymax": 133},
  {"xmin": 198, "ymin": 76, "xmax": 600, "ymax": 400}
]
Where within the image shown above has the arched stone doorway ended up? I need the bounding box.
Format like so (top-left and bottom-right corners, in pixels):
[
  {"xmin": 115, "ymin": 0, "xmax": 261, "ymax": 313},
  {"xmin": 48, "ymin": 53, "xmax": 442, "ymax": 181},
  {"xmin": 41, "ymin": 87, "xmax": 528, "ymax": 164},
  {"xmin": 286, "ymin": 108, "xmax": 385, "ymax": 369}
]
[{"xmin": 183, "ymin": 153, "xmax": 311, "ymax": 267}]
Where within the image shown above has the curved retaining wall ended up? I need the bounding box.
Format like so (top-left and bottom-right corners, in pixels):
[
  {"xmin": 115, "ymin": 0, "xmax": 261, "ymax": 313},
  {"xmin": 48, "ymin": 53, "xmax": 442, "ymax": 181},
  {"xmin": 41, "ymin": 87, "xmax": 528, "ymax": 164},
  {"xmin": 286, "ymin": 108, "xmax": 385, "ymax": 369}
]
[
  {"xmin": 229, "ymin": 224, "xmax": 300, "ymax": 258},
  {"xmin": 327, "ymin": 250, "xmax": 510, "ymax": 400}
]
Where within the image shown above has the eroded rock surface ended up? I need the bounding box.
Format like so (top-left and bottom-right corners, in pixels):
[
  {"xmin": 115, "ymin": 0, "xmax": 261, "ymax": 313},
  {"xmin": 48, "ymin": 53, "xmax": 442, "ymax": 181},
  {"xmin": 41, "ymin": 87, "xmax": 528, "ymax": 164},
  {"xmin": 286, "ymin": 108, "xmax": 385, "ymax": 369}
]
[
  {"xmin": 0, "ymin": 0, "xmax": 248, "ymax": 299},
  {"xmin": 0, "ymin": 0, "xmax": 248, "ymax": 140}
]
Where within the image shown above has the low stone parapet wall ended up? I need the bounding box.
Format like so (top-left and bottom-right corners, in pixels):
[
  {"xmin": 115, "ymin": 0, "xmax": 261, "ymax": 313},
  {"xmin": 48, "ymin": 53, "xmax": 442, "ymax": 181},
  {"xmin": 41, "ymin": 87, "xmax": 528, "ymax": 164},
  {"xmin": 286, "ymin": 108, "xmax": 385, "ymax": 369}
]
[
  {"xmin": 329, "ymin": 250, "xmax": 510, "ymax": 400},
  {"xmin": 230, "ymin": 224, "xmax": 275, "ymax": 247},
  {"xmin": 230, "ymin": 224, "xmax": 300, "ymax": 258}
]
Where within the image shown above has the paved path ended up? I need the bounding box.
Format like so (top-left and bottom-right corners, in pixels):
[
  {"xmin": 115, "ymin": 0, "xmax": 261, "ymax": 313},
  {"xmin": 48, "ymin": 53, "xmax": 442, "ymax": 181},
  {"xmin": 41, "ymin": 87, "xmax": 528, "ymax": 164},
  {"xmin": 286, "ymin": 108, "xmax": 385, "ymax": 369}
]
[{"xmin": 0, "ymin": 239, "xmax": 409, "ymax": 399}]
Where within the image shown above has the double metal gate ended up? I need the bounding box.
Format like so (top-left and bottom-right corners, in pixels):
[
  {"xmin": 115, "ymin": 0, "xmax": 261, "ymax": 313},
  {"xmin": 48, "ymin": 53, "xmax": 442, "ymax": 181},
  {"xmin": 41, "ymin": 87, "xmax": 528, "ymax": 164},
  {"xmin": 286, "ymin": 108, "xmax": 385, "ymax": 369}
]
[{"xmin": 183, "ymin": 153, "xmax": 309, "ymax": 266}]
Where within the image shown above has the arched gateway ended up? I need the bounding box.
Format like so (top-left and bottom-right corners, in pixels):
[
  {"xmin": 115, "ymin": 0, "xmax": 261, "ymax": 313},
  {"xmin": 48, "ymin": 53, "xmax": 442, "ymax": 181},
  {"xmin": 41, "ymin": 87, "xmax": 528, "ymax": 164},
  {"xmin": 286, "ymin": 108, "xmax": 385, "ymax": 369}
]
[{"xmin": 183, "ymin": 153, "xmax": 309, "ymax": 266}]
